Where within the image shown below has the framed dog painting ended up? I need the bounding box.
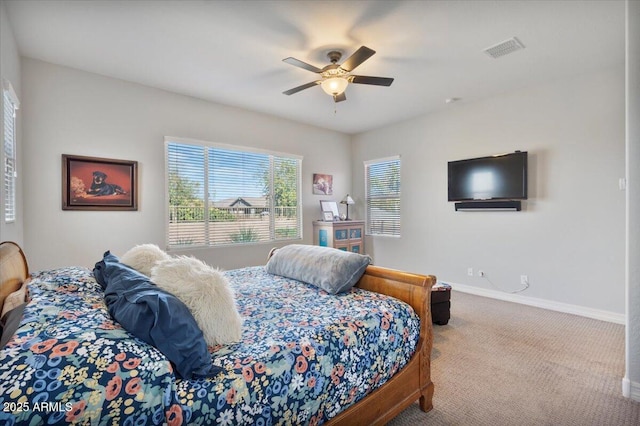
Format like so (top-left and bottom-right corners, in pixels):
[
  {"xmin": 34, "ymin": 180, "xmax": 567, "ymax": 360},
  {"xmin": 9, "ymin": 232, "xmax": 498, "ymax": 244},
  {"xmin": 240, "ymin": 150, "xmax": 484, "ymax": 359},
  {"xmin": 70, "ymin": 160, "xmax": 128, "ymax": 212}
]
[{"xmin": 62, "ymin": 154, "xmax": 138, "ymax": 211}]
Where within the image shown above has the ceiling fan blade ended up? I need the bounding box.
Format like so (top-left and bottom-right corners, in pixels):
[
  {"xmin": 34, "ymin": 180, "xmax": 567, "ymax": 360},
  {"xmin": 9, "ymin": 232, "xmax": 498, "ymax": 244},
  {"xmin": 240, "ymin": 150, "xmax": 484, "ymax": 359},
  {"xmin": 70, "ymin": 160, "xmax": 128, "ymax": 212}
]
[
  {"xmin": 282, "ymin": 57, "xmax": 323, "ymax": 73},
  {"xmin": 333, "ymin": 93, "xmax": 347, "ymax": 103},
  {"xmin": 339, "ymin": 46, "xmax": 376, "ymax": 72},
  {"xmin": 282, "ymin": 81, "xmax": 321, "ymax": 96},
  {"xmin": 350, "ymin": 75, "xmax": 394, "ymax": 86}
]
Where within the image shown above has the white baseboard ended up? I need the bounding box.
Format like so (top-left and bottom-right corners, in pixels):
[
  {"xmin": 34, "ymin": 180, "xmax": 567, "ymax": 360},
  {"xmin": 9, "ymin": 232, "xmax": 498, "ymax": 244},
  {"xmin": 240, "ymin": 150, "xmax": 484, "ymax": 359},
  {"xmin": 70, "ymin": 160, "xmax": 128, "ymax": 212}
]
[
  {"xmin": 622, "ymin": 377, "xmax": 640, "ymax": 401},
  {"xmin": 448, "ymin": 282, "xmax": 625, "ymax": 324}
]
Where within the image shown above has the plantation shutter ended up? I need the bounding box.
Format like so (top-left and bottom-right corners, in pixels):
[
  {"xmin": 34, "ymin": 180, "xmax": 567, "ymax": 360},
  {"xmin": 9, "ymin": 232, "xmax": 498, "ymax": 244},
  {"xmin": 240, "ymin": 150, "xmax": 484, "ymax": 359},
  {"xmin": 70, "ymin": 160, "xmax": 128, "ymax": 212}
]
[
  {"xmin": 166, "ymin": 139, "xmax": 301, "ymax": 248},
  {"xmin": 272, "ymin": 156, "xmax": 301, "ymax": 240},
  {"xmin": 3, "ymin": 81, "xmax": 19, "ymax": 223},
  {"xmin": 365, "ymin": 156, "xmax": 401, "ymax": 236},
  {"xmin": 167, "ymin": 143, "xmax": 206, "ymax": 246},
  {"xmin": 207, "ymin": 148, "xmax": 271, "ymax": 245}
]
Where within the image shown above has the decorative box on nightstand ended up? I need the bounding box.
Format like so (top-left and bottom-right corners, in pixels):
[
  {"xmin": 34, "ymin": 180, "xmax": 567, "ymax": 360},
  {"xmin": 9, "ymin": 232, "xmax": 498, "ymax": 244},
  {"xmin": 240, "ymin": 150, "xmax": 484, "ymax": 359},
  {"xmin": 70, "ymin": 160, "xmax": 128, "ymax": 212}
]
[{"xmin": 313, "ymin": 220, "xmax": 365, "ymax": 254}]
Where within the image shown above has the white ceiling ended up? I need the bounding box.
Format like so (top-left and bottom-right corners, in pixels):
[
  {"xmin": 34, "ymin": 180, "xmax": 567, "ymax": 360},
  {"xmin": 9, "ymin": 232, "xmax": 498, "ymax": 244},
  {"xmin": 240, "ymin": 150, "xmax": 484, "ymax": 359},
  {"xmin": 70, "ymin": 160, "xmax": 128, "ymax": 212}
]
[{"xmin": 4, "ymin": 0, "xmax": 625, "ymax": 135}]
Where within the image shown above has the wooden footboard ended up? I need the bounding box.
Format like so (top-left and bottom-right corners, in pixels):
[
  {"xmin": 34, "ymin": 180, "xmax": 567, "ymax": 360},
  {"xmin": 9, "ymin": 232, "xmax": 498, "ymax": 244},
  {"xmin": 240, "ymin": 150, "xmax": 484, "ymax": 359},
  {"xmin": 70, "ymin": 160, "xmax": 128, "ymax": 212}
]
[{"xmin": 328, "ymin": 265, "xmax": 435, "ymax": 425}]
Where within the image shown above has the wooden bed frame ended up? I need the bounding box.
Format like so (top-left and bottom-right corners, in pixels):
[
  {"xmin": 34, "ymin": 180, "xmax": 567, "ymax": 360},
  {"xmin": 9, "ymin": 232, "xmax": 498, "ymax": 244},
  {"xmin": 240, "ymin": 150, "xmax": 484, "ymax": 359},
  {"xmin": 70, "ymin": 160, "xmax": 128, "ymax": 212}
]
[
  {"xmin": 331, "ymin": 264, "xmax": 435, "ymax": 425},
  {"xmin": 0, "ymin": 241, "xmax": 435, "ymax": 425}
]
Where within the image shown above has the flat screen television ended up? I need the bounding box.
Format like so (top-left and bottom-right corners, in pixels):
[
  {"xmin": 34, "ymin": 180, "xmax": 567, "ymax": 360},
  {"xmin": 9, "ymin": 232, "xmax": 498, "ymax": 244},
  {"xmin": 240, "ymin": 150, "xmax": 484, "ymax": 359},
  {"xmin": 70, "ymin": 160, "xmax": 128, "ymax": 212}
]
[{"xmin": 448, "ymin": 151, "xmax": 528, "ymax": 201}]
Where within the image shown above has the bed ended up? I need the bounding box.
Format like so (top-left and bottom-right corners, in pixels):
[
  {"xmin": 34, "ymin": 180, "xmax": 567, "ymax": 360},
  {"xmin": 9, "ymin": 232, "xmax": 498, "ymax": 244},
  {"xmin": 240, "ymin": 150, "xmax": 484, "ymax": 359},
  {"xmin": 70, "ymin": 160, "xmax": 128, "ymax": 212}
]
[{"xmin": 0, "ymin": 241, "xmax": 435, "ymax": 425}]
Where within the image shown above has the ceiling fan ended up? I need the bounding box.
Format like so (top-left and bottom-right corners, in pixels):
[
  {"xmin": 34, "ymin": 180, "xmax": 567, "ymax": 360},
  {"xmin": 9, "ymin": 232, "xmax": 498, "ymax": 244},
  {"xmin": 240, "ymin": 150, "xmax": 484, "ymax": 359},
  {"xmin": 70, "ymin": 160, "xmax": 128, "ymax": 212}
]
[{"xmin": 282, "ymin": 46, "xmax": 394, "ymax": 103}]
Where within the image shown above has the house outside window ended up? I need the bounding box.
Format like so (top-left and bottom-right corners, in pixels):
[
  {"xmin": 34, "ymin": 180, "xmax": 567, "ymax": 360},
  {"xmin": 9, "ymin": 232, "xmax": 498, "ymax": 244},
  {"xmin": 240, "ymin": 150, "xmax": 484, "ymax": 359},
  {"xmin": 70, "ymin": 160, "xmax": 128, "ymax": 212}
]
[
  {"xmin": 2, "ymin": 80, "xmax": 19, "ymax": 223},
  {"xmin": 165, "ymin": 138, "xmax": 302, "ymax": 248},
  {"xmin": 364, "ymin": 156, "xmax": 401, "ymax": 237}
]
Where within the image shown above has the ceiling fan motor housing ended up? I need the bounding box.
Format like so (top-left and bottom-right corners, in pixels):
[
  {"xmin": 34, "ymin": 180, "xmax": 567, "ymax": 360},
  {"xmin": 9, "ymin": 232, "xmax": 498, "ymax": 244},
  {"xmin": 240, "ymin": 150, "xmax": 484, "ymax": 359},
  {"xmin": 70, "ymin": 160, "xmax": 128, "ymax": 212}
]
[{"xmin": 327, "ymin": 50, "xmax": 343, "ymax": 64}]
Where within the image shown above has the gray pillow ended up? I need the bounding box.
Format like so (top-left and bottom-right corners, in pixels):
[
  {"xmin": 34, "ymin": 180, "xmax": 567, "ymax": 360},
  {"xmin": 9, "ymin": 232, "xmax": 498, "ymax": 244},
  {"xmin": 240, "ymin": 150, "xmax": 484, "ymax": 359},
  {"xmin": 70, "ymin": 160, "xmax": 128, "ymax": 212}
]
[
  {"xmin": 265, "ymin": 244, "xmax": 371, "ymax": 294},
  {"xmin": 1, "ymin": 303, "xmax": 26, "ymax": 347}
]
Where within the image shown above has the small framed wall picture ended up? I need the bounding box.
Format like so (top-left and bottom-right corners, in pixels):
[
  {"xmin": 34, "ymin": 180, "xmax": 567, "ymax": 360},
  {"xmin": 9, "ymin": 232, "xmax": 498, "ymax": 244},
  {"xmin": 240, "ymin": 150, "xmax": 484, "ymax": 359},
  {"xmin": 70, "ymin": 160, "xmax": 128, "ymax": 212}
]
[
  {"xmin": 322, "ymin": 211, "xmax": 334, "ymax": 221},
  {"xmin": 62, "ymin": 154, "xmax": 138, "ymax": 211},
  {"xmin": 313, "ymin": 173, "xmax": 333, "ymax": 195}
]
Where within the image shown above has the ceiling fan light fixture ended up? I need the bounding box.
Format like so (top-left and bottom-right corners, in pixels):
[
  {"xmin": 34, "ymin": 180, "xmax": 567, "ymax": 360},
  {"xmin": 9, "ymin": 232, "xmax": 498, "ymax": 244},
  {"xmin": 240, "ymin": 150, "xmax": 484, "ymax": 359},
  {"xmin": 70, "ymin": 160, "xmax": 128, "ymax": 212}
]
[{"xmin": 320, "ymin": 77, "xmax": 348, "ymax": 96}]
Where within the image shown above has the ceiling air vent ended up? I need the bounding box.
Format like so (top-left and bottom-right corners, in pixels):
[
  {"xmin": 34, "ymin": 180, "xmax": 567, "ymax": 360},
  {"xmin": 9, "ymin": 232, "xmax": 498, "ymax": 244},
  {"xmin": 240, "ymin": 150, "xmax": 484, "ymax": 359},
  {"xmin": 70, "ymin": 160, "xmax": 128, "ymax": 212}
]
[{"xmin": 483, "ymin": 37, "xmax": 525, "ymax": 59}]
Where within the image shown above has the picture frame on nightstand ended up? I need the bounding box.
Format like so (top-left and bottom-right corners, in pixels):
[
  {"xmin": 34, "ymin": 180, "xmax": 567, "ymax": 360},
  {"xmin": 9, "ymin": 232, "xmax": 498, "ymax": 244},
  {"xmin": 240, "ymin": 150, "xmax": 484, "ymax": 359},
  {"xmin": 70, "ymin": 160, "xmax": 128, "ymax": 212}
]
[
  {"xmin": 320, "ymin": 200, "xmax": 339, "ymax": 218},
  {"xmin": 322, "ymin": 211, "xmax": 334, "ymax": 221}
]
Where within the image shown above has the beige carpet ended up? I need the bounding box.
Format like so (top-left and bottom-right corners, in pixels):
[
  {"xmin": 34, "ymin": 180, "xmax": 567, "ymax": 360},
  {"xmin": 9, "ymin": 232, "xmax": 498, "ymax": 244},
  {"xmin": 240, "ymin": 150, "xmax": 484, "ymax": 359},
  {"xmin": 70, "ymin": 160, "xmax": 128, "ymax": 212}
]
[{"xmin": 389, "ymin": 292, "xmax": 640, "ymax": 426}]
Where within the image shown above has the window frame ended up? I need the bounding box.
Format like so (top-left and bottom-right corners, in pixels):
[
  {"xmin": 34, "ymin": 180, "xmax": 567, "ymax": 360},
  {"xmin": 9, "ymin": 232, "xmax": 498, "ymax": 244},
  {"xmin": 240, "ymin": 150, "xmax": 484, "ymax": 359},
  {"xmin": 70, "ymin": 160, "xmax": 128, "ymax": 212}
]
[
  {"xmin": 164, "ymin": 136, "xmax": 303, "ymax": 249},
  {"xmin": 364, "ymin": 155, "xmax": 401, "ymax": 237},
  {"xmin": 2, "ymin": 79, "xmax": 19, "ymax": 224}
]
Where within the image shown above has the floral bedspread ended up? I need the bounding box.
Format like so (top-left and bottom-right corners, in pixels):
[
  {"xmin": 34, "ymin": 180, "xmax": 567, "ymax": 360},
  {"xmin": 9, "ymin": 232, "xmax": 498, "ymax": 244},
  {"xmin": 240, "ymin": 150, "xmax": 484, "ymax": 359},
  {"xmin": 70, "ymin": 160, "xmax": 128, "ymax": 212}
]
[{"xmin": 0, "ymin": 266, "xmax": 419, "ymax": 425}]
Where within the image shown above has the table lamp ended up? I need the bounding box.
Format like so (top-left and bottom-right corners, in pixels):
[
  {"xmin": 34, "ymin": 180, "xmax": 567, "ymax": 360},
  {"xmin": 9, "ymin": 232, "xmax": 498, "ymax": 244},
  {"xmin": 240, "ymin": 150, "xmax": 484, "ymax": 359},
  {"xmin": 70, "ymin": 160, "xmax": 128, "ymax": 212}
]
[{"xmin": 341, "ymin": 194, "xmax": 355, "ymax": 220}]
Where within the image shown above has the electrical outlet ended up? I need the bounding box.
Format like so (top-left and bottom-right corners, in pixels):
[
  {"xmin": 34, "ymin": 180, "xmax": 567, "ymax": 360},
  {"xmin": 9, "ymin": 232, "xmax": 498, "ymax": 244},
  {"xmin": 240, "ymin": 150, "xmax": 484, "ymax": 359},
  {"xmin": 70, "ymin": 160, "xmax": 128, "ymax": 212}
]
[
  {"xmin": 521, "ymin": 275, "xmax": 528, "ymax": 285},
  {"xmin": 467, "ymin": 268, "xmax": 473, "ymax": 276},
  {"xmin": 478, "ymin": 270, "xmax": 485, "ymax": 277}
]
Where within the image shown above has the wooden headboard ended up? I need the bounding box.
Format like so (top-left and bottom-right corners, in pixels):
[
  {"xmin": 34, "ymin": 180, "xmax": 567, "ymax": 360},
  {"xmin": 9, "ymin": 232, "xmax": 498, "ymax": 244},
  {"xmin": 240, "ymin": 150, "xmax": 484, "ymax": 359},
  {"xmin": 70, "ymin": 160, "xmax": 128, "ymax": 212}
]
[{"xmin": 0, "ymin": 241, "xmax": 29, "ymax": 312}]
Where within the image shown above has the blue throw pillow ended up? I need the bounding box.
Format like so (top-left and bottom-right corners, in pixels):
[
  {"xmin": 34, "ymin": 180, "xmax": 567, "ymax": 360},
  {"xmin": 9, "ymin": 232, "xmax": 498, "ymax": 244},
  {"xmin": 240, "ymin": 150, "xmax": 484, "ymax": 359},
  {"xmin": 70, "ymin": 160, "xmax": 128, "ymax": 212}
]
[
  {"xmin": 265, "ymin": 244, "xmax": 371, "ymax": 294},
  {"xmin": 93, "ymin": 251, "xmax": 219, "ymax": 379}
]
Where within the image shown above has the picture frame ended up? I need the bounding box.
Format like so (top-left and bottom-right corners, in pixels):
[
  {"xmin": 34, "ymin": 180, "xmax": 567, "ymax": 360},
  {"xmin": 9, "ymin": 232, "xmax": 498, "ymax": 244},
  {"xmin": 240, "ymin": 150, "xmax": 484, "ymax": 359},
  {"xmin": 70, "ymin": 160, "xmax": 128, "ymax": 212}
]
[
  {"xmin": 320, "ymin": 200, "xmax": 339, "ymax": 219},
  {"xmin": 62, "ymin": 154, "xmax": 138, "ymax": 211},
  {"xmin": 313, "ymin": 173, "xmax": 333, "ymax": 195},
  {"xmin": 322, "ymin": 211, "xmax": 334, "ymax": 221}
]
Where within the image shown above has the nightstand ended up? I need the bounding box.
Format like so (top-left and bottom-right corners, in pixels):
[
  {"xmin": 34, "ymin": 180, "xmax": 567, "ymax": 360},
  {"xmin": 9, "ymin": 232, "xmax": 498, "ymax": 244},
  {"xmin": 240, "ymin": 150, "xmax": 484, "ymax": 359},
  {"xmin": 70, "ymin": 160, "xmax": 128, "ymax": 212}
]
[{"xmin": 313, "ymin": 220, "xmax": 365, "ymax": 254}]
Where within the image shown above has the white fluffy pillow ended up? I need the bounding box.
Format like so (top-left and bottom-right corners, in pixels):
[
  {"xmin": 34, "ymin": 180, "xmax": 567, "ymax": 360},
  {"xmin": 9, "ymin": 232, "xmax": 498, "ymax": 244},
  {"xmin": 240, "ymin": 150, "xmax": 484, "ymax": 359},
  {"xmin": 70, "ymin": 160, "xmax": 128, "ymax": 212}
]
[
  {"xmin": 120, "ymin": 244, "xmax": 171, "ymax": 276},
  {"xmin": 150, "ymin": 256, "xmax": 242, "ymax": 346}
]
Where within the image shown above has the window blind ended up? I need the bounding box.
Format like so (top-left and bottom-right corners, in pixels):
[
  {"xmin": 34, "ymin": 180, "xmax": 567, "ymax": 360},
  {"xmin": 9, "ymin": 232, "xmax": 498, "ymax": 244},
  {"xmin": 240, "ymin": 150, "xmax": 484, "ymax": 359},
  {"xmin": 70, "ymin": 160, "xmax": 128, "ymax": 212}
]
[
  {"xmin": 365, "ymin": 156, "xmax": 401, "ymax": 236},
  {"xmin": 3, "ymin": 84, "xmax": 18, "ymax": 223},
  {"xmin": 166, "ymin": 139, "xmax": 301, "ymax": 248}
]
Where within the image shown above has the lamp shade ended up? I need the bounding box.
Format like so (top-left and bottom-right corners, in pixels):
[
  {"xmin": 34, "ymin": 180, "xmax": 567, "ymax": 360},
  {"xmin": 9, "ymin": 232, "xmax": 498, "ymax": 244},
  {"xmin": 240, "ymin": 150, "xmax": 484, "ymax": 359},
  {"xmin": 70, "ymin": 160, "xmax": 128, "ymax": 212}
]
[
  {"xmin": 341, "ymin": 194, "xmax": 355, "ymax": 205},
  {"xmin": 320, "ymin": 77, "xmax": 348, "ymax": 96}
]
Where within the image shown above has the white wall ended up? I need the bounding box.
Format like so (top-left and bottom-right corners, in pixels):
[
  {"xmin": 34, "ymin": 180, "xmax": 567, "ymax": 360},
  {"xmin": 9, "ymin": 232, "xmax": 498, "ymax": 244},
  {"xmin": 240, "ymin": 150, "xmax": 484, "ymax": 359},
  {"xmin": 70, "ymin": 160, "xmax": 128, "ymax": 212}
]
[
  {"xmin": 21, "ymin": 58, "xmax": 351, "ymax": 271},
  {"xmin": 351, "ymin": 68, "xmax": 626, "ymax": 316},
  {"xmin": 0, "ymin": 1, "xmax": 23, "ymax": 245},
  {"xmin": 624, "ymin": 0, "xmax": 640, "ymax": 402}
]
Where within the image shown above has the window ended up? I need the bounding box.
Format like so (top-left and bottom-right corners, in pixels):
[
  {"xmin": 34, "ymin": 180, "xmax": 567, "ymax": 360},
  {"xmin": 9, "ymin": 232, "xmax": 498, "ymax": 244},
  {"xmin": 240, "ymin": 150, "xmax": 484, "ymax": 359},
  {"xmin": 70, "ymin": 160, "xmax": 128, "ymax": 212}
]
[
  {"xmin": 166, "ymin": 138, "xmax": 302, "ymax": 248},
  {"xmin": 2, "ymin": 80, "xmax": 19, "ymax": 223},
  {"xmin": 365, "ymin": 156, "xmax": 401, "ymax": 236}
]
